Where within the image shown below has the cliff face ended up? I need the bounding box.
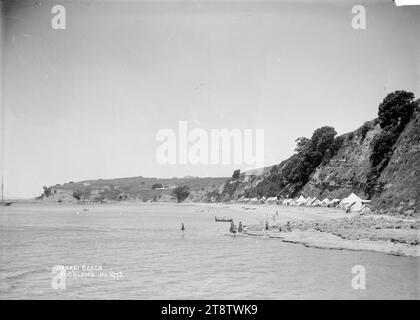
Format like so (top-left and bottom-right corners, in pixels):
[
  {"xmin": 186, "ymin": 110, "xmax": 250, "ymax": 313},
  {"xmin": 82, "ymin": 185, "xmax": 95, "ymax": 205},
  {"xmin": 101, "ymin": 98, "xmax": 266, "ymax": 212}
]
[
  {"xmin": 301, "ymin": 120, "xmax": 381, "ymax": 200},
  {"xmin": 374, "ymin": 109, "xmax": 420, "ymax": 215},
  {"xmin": 218, "ymin": 101, "xmax": 419, "ymax": 217}
]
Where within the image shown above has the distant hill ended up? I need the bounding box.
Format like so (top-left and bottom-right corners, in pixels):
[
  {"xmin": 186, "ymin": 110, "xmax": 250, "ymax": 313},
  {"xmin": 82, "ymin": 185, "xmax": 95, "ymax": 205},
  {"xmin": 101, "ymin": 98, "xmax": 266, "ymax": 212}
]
[{"xmin": 40, "ymin": 176, "xmax": 227, "ymax": 203}]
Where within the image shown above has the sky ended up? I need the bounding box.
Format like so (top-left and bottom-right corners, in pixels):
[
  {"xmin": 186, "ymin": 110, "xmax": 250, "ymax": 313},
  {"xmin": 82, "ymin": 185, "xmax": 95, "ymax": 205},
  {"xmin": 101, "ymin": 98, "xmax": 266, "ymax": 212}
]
[{"xmin": 1, "ymin": 0, "xmax": 419, "ymax": 198}]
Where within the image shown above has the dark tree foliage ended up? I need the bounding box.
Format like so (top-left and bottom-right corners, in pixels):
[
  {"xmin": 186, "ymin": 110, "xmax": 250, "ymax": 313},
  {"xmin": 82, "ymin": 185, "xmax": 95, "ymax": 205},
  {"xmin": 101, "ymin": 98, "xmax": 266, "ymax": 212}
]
[
  {"xmin": 283, "ymin": 126, "xmax": 337, "ymax": 186},
  {"xmin": 172, "ymin": 185, "xmax": 190, "ymax": 203},
  {"xmin": 206, "ymin": 190, "xmax": 221, "ymax": 202},
  {"xmin": 247, "ymin": 126, "xmax": 338, "ymax": 198},
  {"xmin": 232, "ymin": 169, "xmax": 241, "ymax": 180},
  {"xmin": 365, "ymin": 90, "xmax": 416, "ymax": 197},
  {"xmin": 254, "ymin": 176, "xmax": 284, "ymax": 197},
  {"xmin": 322, "ymin": 135, "xmax": 344, "ymax": 165},
  {"xmin": 378, "ymin": 90, "xmax": 415, "ymax": 129},
  {"xmin": 73, "ymin": 190, "xmax": 81, "ymax": 200},
  {"xmin": 43, "ymin": 186, "xmax": 52, "ymax": 197},
  {"xmin": 294, "ymin": 137, "xmax": 311, "ymax": 154},
  {"xmin": 151, "ymin": 183, "xmax": 163, "ymax": 189},
  {"xmin": 270, "ymin": 165, "xmax": 279, "ymax": 174},
  {"xmin": 369, "ymin": 127, "xmax": 399, "ymax": 167},
  {"xmin": 221, "ymin": 179, "xmax": 240, "ymax": 199},
  {"xmin": 358, "ymin": 121, "xmax": 372, "ymax": 141}
]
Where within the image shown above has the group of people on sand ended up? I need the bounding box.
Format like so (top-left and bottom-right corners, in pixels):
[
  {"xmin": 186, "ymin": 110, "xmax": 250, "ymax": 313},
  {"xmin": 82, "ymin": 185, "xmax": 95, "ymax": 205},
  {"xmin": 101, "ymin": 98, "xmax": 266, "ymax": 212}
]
[{"xmin": 278, "ymin": 221, "xmax": 292, "ymax": 232}]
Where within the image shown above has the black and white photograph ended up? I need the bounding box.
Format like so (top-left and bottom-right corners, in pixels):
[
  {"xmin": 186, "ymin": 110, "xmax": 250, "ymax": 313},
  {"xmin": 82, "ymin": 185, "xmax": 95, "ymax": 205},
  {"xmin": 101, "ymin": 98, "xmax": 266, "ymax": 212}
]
[{"xmin": 0, "ymin": 0, "xmax": 419, "ymax": 304}]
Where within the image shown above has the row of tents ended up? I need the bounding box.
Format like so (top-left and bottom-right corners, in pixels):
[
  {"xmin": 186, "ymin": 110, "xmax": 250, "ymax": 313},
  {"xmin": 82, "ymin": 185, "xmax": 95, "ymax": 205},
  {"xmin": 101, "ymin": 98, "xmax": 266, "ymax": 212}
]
[{"xmin": 239, "ymin": 193, "xmax": 372, "ymax": 212}]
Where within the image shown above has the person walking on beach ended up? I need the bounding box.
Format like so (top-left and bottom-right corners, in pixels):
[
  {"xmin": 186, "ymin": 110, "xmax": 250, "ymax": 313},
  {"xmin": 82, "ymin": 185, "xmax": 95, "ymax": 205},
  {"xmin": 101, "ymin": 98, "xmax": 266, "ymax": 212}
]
[
  {"xmin": 181, "ymin": 223, "xmax": 185, "ymax": 232},
  {"xmin": 238, "ymin": 221, "xmax": 243, "ymax": 233},
  {"xmin": 265, "ymin": 220, "xmax": 269, "ymax": 230}
]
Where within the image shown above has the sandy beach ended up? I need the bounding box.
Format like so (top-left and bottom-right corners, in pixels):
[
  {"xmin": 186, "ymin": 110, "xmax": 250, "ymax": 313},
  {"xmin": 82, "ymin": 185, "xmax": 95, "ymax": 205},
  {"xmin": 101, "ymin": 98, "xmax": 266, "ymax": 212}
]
[{"xmin": 202, "ymin": 202, "xmax": 419, "ymax": 257}]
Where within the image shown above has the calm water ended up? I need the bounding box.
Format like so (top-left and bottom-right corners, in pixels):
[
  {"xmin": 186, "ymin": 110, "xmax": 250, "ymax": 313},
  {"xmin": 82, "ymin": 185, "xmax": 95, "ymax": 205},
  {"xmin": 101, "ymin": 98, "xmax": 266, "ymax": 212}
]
[{"xmin": 0, "ymin": 203, "xmax": 418, "ymax": 299}]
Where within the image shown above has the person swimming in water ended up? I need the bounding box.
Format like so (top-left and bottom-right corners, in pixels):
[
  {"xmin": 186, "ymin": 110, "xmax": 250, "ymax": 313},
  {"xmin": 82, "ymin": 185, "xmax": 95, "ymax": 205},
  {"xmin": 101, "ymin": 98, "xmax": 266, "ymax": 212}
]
[{"xmin": 181, "ymin": 223, "xmax": 185, "ymax": 231}]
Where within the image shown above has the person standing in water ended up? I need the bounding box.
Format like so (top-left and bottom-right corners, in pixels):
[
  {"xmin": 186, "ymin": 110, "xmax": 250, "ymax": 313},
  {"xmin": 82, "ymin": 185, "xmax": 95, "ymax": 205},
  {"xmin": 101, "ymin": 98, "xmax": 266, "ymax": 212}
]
[
  {"xmin": 181, "ymin": 223, "xmax": 185, "ymax": 232},
  {"xmin": 229, "ymin": 220, "xmax": 235, "ymax": 233}
]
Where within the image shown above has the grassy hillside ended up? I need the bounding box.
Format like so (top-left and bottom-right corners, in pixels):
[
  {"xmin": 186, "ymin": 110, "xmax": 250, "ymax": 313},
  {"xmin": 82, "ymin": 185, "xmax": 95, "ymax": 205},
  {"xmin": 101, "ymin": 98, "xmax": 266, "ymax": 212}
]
[{"xmin": 41, "ymin": 176, "xmax": 227, "ymax": 203}]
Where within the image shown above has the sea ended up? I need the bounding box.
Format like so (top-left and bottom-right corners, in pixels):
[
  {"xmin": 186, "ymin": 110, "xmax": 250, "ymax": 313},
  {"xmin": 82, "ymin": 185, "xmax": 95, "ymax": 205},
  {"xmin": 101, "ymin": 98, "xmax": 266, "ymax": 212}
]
[{"xmin": 0, "ymin": 203, "xmax": 418, "ymax": 299}]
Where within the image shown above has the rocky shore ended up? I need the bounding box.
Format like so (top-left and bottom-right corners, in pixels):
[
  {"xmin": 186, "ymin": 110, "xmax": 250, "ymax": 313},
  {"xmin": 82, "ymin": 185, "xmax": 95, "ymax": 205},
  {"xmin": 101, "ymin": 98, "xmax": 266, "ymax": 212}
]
[{"xmin": 244, "ymin": 214, "xmax": 419, "ymax": 257}]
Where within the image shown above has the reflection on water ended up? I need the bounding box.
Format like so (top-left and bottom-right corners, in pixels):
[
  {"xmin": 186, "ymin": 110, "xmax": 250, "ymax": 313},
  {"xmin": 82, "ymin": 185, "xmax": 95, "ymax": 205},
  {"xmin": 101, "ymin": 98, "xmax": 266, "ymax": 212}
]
[{"xmin": 0, "ymin": 203, "xmax": 418, "ymax": 299}]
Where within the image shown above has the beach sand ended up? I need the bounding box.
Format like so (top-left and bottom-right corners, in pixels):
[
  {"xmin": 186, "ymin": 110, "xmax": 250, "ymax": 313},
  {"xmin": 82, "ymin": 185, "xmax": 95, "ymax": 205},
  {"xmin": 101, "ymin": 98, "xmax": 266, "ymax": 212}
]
[{"xmin": 200, "ymin": 202, "xmax": 419, "ymax": 257}]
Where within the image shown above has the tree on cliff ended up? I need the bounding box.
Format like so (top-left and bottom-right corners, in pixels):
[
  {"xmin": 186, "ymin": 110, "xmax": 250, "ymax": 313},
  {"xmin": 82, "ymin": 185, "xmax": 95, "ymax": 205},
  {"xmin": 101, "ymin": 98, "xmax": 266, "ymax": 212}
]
[
  {"xmin": 247, "ymin": 126, "xmax": 338, "ymax": 198},
  {"xmin": 42, "ymin": 186, "xmax": 52, "ymax": 197},
  {"xmin": 172, "ymin": 185, "xmax": 190, "ymax": 203},
  {"xmin": 232, "ymin": 169, "xmax": 241, "ymax": 180},
  {"xmin": 378, "ymin": 90, "xmax": 416, "ymax": 129},
  {"xmin": 366, "ymin": 90, "xmax": 417, "ymax": 197},
  {"xmin": 284, "ymin": 126, "xmax": 337, "ymax": 183}
]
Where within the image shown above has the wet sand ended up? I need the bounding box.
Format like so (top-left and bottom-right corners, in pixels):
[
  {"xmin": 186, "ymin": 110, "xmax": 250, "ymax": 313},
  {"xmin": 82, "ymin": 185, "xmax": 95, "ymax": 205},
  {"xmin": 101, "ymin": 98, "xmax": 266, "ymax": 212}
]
[{"xmin": 200, "ymin": 202, "xmax": 419, "ymax": 257}]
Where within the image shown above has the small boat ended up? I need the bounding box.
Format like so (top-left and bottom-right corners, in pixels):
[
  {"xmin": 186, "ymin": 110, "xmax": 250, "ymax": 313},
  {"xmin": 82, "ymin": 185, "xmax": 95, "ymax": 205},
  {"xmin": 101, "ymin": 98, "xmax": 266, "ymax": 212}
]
[
  {"xmin": 1, "ymin": 202, "xmax": 12, "ymax": 206},
  {"xmin": 215, "ymin": 216, "xmax": 233, "ymax": 222}
]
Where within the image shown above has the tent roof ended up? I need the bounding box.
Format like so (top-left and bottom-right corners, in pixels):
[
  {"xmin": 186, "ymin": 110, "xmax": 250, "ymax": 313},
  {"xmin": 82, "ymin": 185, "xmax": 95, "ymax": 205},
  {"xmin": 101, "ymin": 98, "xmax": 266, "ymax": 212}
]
[
  {"xmin": 340, "ymin": 193, "xmax": 363, "ymax": 205},
  {"xmin": 312, "ymin": 199, "xmax": 322, "ymax": 205},
  {"xmin": 297, "ymin": 195, "xmax": 306, "ymax": 202}
]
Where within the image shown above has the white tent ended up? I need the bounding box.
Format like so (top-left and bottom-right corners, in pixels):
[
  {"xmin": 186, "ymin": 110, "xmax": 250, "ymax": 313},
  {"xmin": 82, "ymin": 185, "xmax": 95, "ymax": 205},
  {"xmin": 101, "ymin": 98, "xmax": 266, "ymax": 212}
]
[
  {"xmin": 350, "ymin": 199, "xmax": 371, "ymax": 212},
  {"xmin": 266, "ymin": 197, "xmax": 278, "ymax": 204},
  {"xmin": 321, "ymin": 198, "xmax": 331, "ymax": 207},
  {"xmin": 304, "ymin": 197, "xmax": 316, "ymax": 206},
  {"xmin": 330, "ymin": 198, "xmax": 341, "ymax": 207},
  {"xmin": 339, "ymin": 193, "xmax": 363, "ymax": 208},
  {"xmin": 312, "ymin": 199, "xmax": 322, "ymax": 206},
  {"xmin": 296, "ymin": 195, "xmax": 307, "ymax": 205},
  {"xmin": 282, "ymin": 199, "xmax": 292, "ymax": 205}
]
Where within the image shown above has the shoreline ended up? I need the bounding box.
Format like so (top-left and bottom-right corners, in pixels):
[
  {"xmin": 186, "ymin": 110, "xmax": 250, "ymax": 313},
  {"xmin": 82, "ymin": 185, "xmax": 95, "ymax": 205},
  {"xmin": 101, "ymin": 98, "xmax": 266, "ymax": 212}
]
[
  {"xmin": 5, "ymin": 201, "xmax": 419, "ymax": 257},
  {"xmin": 196, "ymin": 202, "xmax": 419, "ymax": 257},
  {"xmin": 218, "ymin": 202, "xmax": 419, "ymax": 257}
]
